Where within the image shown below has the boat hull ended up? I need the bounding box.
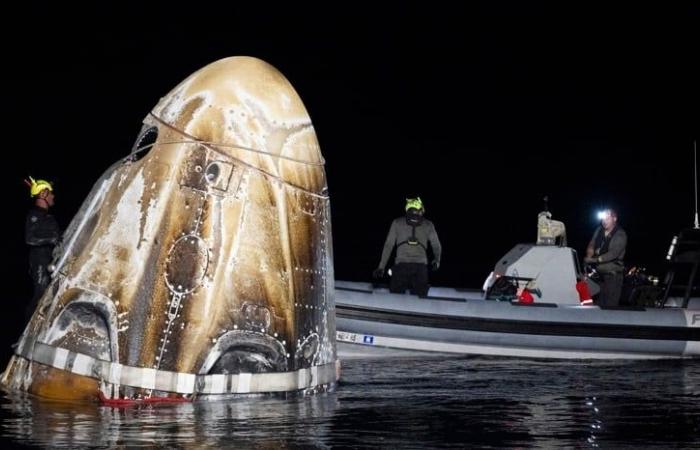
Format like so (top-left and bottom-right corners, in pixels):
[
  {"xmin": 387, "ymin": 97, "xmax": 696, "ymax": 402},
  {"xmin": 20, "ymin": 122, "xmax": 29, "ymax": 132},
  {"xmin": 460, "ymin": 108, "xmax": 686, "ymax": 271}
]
[{"xmin": 335, "ymin": 281, "xmax": 700, "ymax": 359}]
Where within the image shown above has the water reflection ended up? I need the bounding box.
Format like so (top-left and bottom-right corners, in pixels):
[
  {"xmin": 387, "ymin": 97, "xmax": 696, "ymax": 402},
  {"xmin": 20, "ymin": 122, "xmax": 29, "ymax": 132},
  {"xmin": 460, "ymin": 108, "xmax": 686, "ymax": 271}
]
[
  {"xmin": 2, "ymin": 357, "xmax": 699, "ymax": 448},
  {"xmin": 1, "ymin": 391, "xmax": 339, "ymax": 448}
]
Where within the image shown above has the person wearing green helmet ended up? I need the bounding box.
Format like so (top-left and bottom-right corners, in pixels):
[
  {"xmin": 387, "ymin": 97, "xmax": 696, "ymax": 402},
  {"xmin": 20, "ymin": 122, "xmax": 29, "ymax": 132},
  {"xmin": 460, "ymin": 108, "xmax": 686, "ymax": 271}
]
[
  {"xmin": 373, "ymin": 197, "xmax": 442, "ymax": 296},
  {"xmin": 23, "ymin": 176, "xmax": 61, "ymax": 319}
]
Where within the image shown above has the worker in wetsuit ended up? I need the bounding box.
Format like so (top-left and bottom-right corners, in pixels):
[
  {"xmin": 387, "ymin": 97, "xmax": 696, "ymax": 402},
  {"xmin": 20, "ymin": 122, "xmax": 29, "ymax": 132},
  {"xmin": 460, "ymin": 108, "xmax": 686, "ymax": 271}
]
[
  {"xmin": 24, "ymin": 177, "xmax": 60, "ymax": 319},
  {"xmin": 373, "ymin": 197, "xmax": 441, "ymax": 296}
]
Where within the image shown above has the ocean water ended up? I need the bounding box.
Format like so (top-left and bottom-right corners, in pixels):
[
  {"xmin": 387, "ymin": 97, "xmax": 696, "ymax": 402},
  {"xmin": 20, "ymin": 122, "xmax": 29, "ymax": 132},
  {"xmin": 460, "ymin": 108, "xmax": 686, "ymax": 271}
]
[{"xmin": 1, "ymin": 355, "xmax": 699, "ymax": 449}]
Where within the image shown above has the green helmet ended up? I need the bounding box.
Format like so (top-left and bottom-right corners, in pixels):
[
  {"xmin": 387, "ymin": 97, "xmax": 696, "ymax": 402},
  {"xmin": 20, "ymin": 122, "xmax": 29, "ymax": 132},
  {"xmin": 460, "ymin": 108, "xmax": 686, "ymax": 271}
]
[{"xmin": 405, "ymin": 197, "xmax": 424, "ymax": 212}]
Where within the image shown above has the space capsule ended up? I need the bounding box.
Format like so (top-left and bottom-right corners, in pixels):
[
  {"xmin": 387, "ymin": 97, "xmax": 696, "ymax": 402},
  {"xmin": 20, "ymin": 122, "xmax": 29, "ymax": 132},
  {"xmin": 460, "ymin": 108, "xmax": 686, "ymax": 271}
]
[{"xmin": 2, "ymin": 56, "xmax": 338, "ymax": 402}]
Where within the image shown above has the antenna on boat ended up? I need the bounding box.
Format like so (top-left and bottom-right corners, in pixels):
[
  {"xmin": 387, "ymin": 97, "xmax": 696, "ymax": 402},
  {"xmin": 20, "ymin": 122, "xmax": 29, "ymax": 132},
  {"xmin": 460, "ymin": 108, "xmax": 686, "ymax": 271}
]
[
  {"xmin": 695, "ymin": 140, "xmax": 699, "ymax": 229},
  {"xmin": 543, "ymin": 195, "xmax": 549, "ymax": 212}
]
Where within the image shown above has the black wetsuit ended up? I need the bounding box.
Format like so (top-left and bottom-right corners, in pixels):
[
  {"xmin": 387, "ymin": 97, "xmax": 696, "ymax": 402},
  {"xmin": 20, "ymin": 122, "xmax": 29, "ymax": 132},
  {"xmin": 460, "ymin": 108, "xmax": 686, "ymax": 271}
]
[{"xmin": 25, "ymin": 205, "xmax": 60, "ymax": 317}]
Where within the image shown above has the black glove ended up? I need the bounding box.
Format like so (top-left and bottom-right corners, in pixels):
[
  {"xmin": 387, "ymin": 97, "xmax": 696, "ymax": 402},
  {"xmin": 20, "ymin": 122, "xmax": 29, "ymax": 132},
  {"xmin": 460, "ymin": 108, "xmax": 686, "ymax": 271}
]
[
  {"xmin": 430, "ymin": 260, "xmax": 440, "ymax": 271},
  {"xmin": 373, "ymin": 267, "xmax": 385, "ymax": 279},
  {"xmin": 583, "ymin": 256, "xmax": 597, "ymax": 264}
]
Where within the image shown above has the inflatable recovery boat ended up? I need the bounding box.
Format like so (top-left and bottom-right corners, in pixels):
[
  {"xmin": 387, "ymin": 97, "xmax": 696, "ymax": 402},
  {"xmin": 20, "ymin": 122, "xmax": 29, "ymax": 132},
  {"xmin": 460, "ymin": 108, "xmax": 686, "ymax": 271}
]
[{"xmin": 335, "ymin": 218, "xmax": 700, "ymax": 360}]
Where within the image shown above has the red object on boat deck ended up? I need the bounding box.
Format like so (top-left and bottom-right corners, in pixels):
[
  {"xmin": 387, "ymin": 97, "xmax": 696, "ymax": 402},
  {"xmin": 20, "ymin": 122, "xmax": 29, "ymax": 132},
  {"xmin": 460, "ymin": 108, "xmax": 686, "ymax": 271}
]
[
  {"xmin": 518, "ymin": 289, "xmax": 534, "ymax": 304},
  {"xmin": 576, "ymin": 280, "xmax": 593, "ymax": 305}
]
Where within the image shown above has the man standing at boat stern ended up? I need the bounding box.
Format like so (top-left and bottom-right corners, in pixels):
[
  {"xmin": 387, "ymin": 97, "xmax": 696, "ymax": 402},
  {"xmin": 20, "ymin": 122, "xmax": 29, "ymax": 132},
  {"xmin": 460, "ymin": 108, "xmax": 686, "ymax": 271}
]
[
  {"xmin": 373, "ymin": 197, "xmax": 442, "ymax": 296},
  {"xmin": 584, "ymin": 208, "xmax": 627, "ymax": 307}
]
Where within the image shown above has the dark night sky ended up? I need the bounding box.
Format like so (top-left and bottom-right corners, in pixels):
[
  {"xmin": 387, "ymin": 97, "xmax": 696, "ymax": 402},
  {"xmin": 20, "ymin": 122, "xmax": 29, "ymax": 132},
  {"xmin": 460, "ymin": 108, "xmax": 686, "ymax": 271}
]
[{"xmin": 1, "ymin": 4, "xmax": 698, "ymax": 357}]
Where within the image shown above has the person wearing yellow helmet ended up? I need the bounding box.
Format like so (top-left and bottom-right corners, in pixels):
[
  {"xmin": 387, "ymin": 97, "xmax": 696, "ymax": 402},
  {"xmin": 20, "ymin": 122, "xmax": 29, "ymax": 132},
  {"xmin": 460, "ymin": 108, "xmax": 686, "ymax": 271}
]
[
  {"xmin": 23, "ymin": 176, "xmax": 61, "ymax": 319},
  {"xmin": 27, "ymin": 177, "xmax": 54, "ymax": 198},
  {"xmin": 373, "ymin": 196, "xmax": 442, "ymax": 296}
]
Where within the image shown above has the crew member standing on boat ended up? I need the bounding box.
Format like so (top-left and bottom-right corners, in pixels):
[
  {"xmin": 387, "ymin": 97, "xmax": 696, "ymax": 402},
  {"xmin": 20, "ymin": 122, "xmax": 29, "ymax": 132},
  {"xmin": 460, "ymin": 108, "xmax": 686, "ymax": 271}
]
[
  {"xmin": 584, "ymin": 208, "xmax": 627, "ymax": 307},
  {"xmin": 373, "ymin": 197, "xmax": 442, "ymax": 296}
]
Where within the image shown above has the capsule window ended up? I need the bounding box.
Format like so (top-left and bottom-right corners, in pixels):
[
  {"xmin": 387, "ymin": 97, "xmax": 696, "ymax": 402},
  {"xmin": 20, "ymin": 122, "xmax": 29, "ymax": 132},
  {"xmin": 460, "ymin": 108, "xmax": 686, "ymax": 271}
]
[
  {"xmin": 128, "ymin": 126, "xmax": 159, "ymax": 162},
  {"xmin": 203, "ymin": 160, "xmax": 234, "ymax": 192},
  {"xmin": 205, "ymin": 162, "xmax": 221, "ymax": 184}
]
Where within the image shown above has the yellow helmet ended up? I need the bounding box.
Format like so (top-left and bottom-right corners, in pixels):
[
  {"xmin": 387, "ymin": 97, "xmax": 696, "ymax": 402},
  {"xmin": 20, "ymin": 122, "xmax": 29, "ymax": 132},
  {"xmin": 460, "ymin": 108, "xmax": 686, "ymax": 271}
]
[
  {"xmin": 405, "ymin": 197, "xmax": 424, "ymax": 212},
  {"xmin": 25, "ymin": 176, "xmax": 53, "ymax": 197}
]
